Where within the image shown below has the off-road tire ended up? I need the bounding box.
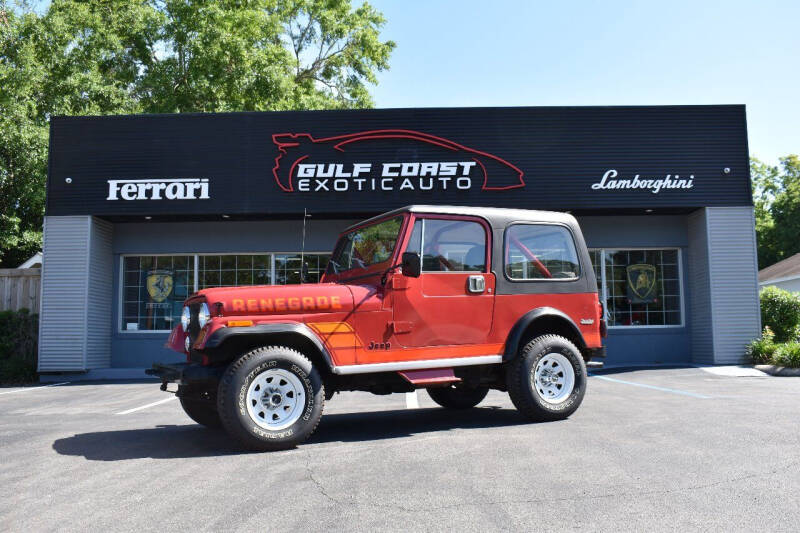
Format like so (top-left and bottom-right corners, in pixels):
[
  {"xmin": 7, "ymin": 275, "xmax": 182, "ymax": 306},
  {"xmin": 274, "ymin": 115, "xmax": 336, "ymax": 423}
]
[
  {"xmin": 427, "ymin": 384, "xmax": 489, "ymax": 409},
  {"xmin": 506, "ymin": 334, "xmax": 586, "ymax": 422},
  {"xmin": 217, "ymin": 346, "xmax": 324, "ymax": 451},
  {"xmin": 179, "ymin": 396, "xmax": 222, "ymax": 428}
]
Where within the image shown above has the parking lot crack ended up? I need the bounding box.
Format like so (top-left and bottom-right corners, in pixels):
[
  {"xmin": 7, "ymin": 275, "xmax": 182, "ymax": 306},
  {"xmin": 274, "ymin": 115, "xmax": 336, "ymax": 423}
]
[{"xmin": 303, "ymin": 450, "xmax": 347, "ymax": 506}]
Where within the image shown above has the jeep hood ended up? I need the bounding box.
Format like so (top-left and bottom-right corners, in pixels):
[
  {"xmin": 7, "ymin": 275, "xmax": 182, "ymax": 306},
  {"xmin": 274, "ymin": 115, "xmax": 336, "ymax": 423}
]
[{"xmin": 194, "ymin": 283, "xmax": 358, "ymax": 316}]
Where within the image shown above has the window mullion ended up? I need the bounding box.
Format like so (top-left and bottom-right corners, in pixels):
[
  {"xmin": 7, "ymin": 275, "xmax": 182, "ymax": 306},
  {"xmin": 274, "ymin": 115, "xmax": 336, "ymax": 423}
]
[
  {"xmin": 600, "ymin": 249, "xmax": 608, "ymax": 323},
  {"xmin": 194, "ymin": 255, "xmax": 199, "ymax": 292}
]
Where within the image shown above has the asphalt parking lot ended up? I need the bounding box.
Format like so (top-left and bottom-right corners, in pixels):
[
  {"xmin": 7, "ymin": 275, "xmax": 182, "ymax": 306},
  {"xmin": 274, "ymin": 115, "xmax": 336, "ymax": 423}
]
[{"xmin": 1, "ymin": 367, "xmax": 799, "ymax": 532}]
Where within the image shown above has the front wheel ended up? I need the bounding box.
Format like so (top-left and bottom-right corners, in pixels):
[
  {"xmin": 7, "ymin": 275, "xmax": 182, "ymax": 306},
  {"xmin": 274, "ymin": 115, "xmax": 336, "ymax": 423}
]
[
  {"xmin": 217, "ymin": 346, "xmax": 325, "ymax": 451},
  {"xmin": 506, "ymin": 334, "xmax": 587, "ymax": 421},
  {"xmin": 427, "ymin": 384, "xmax": 488, "ymax": 409}
]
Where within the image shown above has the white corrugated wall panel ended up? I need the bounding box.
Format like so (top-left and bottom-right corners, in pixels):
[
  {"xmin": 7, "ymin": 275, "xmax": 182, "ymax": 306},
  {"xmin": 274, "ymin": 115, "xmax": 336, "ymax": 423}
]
[
  {"xmin": 38, "ymin": 216, "xmax": 90, "ymax": 371},
  {"xmin": 85, "ymin": 218, "xmax": 113, "ymax": 368},
  {"xmin": 687, "ymin": 209, "xmax": 714, "ymax": 364},
  {"xmin": 706, "ymin": 207, "xmax": 761, "ymax": 364}
]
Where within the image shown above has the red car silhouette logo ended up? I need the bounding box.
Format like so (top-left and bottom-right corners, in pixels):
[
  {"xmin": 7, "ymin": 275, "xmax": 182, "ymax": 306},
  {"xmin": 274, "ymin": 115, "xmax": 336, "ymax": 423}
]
[{"xmin": 272, "ymin": 129, "xmax": 525, "ymax": 192}]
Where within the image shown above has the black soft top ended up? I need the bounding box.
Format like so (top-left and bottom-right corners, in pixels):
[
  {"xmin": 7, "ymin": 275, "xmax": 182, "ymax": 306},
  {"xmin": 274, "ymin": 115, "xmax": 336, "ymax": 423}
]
[
  {"xmin": 345, "ymin": 205, "xmax": 578, "ymax": 232},
  {"xmin": 344, "ymin": 205, "xmax": 596, "ymax": 296}
]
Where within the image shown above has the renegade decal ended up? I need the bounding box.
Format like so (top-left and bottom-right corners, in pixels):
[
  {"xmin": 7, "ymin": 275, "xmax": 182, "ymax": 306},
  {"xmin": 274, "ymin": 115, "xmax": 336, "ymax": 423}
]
[
  {"xmin": 308, "ymin": 322, "xmax": 362, "ymax": 351},
  {"xmin": 272, "ymin": 130, "xmax": 525, "ymax": 193},
  {"xmin": 230, "ymin": 296, "xmax": 342, "ymax": 313}
]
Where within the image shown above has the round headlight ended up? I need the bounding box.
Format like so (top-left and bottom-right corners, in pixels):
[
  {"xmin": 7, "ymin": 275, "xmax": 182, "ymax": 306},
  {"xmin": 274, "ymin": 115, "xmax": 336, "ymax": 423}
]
[
  {"xmin": 184, "ymin": 335, "xmax": 191, "ymax": 353},
  {"xmin": 198, "ymin": 302, "xmax": 211, "ymax": 328},
  {"xmin": 180, "ymin": 306, "xmax": 190, "ymax": 332}
]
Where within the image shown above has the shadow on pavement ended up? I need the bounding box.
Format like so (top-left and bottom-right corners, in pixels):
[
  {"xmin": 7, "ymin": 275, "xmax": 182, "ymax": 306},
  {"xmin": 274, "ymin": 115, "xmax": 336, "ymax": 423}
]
[
  {"xmin": 53, "ymin": 406, "xmax": 532, "ymax": 461},
  {"xmin": 52, "ymin": 425, "xmax": 248, "ymax": 461},
  {"xmin": 309, "ymin": 406, "xmax": 531, "ymax": 445}
]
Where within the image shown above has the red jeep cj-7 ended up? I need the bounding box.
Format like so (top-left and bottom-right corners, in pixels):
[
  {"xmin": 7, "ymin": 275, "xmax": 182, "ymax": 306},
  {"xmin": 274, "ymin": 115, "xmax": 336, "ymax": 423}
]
[{"xmin": 148, "ymin": 205, "xmax": 606, "ymax": 450}]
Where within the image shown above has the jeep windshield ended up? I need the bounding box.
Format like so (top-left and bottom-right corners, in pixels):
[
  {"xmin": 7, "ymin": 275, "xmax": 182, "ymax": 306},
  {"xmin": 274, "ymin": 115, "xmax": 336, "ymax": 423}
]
[{"xmin": 327, "ymin": 216, "xmax": 404, "ymax": 274}]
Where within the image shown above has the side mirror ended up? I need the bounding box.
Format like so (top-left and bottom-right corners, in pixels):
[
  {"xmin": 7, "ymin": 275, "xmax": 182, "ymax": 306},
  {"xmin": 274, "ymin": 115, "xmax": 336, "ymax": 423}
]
[{"xmin": 401, "ymin": 252, "xmax": 421, "ymax": 278}]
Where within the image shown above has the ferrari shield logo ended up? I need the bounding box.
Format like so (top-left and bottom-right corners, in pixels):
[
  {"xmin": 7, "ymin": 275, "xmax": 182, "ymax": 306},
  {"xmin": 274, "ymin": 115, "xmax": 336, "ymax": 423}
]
[
  {"xmin": 146, "ymin": 270, "xmax": 173, "ymax": 302},
  {"xmin": 626, "ymin": 264, "xmax": 657, "ymax": 303}
]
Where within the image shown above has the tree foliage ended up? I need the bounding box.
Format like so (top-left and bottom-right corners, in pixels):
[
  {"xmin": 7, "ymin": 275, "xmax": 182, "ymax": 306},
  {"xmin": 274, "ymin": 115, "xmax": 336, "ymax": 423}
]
[
  {"xmin": 0, "ymin": 0, "xmax": 394, "ymax": 267},
  {"xmin": 751, "ymin": 155, "xmax": 800, "ymax": 268}
]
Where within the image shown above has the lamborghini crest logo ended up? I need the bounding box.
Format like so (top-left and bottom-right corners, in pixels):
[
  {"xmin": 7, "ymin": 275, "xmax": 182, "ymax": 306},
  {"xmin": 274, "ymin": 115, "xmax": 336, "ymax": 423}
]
[
  {"xmin": 626, "ymin": 264, "xmax": 657, "ymax": 303},
  {"xmin": 147, "ymin": 270, "xmax": 173, "ymax": 302}
]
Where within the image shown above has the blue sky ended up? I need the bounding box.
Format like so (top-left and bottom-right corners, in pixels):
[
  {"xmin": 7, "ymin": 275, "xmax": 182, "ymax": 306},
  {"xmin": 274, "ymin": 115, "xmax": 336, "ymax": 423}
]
[
  {"xmin": 369, "ymin": 0, "xmax": 800, "ymax": 164},
  {"xmin": 24, "ymin": 0, "xmax": 799, "ymax": 163}
]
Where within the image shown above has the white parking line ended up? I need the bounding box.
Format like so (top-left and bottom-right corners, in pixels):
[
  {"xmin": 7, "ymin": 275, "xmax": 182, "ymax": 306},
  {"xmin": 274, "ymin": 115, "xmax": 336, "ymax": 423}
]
[
  {"xmin": 116, "ymin": 396, "xmax": 178, "ymax": 415},
  {"xmin": 405, "ymin": 391, "xmax": 420, "ymax": 409},
  {"xmin": 590, "ymin": 374, "xmax": 711, "ymax": 399},
  {"xmin": 0, "ymin": 382, "xmax": 70, "ymax": 395}
]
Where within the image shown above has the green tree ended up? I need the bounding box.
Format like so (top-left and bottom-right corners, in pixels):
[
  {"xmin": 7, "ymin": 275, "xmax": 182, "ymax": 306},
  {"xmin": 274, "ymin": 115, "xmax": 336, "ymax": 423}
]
[
  {"xmin": 0, "ymin": 0, "xmax": 394, "ymax": 267},
  {"xmin": 751, "ymin": 155, "xmax": 800, "ymax": 268}
]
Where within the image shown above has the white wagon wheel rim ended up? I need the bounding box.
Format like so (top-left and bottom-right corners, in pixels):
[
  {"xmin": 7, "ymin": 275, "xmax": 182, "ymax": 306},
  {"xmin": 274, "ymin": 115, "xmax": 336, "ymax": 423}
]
[
  {"xmin": 246, "ymin": 368, "xmax": 305, "ymax": 431},
  {"xmin": 532, "ymin": 353, "xmax": 575, "ymax": 404}
]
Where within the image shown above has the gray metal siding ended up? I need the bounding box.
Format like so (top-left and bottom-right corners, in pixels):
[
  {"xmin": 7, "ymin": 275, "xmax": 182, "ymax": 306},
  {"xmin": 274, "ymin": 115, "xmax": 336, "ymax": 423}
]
[
  {"xmin": 85, "ymin": 218, "xmax": 113, "ymax": 368},
  {"xmin": 38, "ymin": 216, "xmax": 90, "ymax": 371},
  {"xmin": 706, "ymin": 207, "xmax": 761, "ymax": 364},
  {"xmin": 687, "ymin": 209, "xmax": 714, "ymax": 364}
]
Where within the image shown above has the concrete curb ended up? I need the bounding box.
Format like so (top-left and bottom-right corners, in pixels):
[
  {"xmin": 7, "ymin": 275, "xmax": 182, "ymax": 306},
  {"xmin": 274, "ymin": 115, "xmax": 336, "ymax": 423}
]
[{"xmin": 755, "ymin": 365, "xmax": 800, "ymax": 377}]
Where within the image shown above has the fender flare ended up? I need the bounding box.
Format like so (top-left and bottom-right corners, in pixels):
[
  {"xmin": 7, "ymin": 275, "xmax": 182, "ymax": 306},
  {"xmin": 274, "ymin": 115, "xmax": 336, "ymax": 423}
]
[
  {"xmin": 503, "ymin": 307, "xmax": 587, "ymax": 362},
  {"xmin": 203, "ymin": 322, "xmax": 335, "ymax": 371}
]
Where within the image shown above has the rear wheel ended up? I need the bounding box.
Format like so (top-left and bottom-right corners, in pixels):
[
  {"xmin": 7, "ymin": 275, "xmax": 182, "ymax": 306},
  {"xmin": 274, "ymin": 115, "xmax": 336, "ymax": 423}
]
[
  {"xmin": 217, "ymin": 346, "xmax": 324, "ymax": 451},
  {"xmin": 506, "ymin": 334, "xmax": 586, "ymax": 421},
  {"xmin": 179, "ymin": 395, "xmax": 221, "ymax": 428},
  {"xmin": 427, "ymin": 384, "xmax": 489, "ymax": 409}
]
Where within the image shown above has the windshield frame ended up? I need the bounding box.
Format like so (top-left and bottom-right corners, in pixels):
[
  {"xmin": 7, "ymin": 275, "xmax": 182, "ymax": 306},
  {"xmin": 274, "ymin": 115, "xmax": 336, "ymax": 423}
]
[{"xmin": 323, "ymin": 214, "xmax": 409, "ymax": 281}]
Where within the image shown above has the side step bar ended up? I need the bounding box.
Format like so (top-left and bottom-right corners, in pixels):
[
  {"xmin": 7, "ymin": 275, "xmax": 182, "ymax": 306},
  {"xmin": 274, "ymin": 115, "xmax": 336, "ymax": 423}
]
[{"xmin": 398, "ymin": 368, "xmax": 461, "ymax": 387}]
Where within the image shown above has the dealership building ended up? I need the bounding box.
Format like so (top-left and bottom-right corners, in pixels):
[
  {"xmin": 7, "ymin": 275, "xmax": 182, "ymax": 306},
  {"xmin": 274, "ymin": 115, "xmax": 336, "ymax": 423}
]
[{"xmin": 38, "ymin": 105, "xmax": 761, "ymax": 378}]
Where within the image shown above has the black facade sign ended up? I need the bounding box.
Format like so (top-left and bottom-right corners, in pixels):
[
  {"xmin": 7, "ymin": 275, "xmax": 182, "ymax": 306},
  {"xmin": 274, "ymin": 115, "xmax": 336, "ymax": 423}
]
[{"xmin": 47, "ymin": 105, "xmax": 751, "ymax": 218}]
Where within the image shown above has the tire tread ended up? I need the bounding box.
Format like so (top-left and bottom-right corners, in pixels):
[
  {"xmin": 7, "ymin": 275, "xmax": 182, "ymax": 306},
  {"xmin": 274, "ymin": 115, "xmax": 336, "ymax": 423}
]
[
  {"xmin": 506, "ymin": 334, "xmax": 583, "ymax": 422},
  {"xmin": 217, "ymin": 345, "xmax": 324, "ymax": 451}
]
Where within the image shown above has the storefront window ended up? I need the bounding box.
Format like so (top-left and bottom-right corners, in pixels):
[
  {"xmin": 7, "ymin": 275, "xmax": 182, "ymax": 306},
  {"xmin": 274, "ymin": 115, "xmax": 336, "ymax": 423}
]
[
  {"xmin": 121, "ymin": 252, "xmax": 331, "ymax": 331},
  {"xmin": 275, "ymin": 254, "xmax": 330, "ymax": 284},
  {"xmin": 589, "ymin": 248, "xmax": 682, "ymax": 327},
  {"xmin": 199, "ymin": 254, "xmax": 271, "ymax": 289},
  {"xmin": 589, "ymin": 249, "xmax": 602, "ymax": 291},
  {"xmin": 122, "ymin": 255, "xmax": 194, "ymax": 331}
]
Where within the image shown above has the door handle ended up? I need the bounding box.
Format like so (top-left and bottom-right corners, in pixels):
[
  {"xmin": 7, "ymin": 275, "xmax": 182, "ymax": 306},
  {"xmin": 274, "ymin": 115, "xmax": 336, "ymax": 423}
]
[{"xmin": 467, "ymin": 275, "xmax": 486, "ymax": 294}]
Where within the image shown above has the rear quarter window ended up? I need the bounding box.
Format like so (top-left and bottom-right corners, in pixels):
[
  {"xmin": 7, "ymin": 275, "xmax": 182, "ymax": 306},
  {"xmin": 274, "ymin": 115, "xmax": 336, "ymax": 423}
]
[{"xmin": 504, "ymin": 224, "xmax": 581, "ymax": 281}]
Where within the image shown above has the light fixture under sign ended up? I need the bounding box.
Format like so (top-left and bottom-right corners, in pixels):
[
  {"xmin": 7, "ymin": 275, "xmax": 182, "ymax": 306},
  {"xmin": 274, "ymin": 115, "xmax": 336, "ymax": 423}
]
[{"xmin": 144, "ymin": 216, "xmax": 152, "ymax": 220}]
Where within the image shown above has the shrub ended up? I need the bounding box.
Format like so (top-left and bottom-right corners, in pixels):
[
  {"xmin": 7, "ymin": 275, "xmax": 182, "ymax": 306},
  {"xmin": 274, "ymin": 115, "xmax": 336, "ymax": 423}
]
[
  {"xmin": 759, "ymin": 286, "xmax": 800, "ymax": 342},
  {"xmin": 774, "ymin": 342, "xmax": 800, "ymax": 368},
  {"xmin": 746, "ymin": 326, "xmax": 778, "ymax": 364},
  {"xmin": 0, "ymin": 309, "xmax": 39, "ymax": 383},
  {"xmin": 0, "ymin": 357, "xmax": 37, "ymax": 384}
]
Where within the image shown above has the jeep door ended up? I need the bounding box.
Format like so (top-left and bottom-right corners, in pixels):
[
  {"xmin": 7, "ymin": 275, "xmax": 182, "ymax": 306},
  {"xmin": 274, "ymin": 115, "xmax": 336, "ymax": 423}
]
[{"xmin": 392, "ymin": 215, "xmax": 495, "ymax": 347}]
